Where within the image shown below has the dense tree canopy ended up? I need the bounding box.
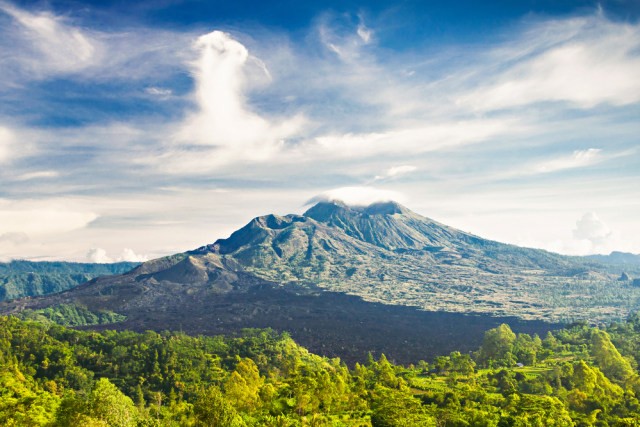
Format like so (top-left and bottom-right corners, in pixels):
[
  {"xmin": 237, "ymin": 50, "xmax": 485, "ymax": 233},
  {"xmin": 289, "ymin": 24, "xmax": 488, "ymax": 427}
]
[{"xmin": 2, "ymin": 314, "xmax": 640, "ymax": 425}]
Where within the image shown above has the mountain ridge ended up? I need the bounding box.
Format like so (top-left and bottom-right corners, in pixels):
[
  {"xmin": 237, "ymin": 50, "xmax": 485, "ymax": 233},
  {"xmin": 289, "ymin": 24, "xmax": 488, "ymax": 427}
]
[
  {"xmin": 587, "ymin": 251, "xmax": 640, "ymax": 266},
  {"xmin": 0, "ymin": 260, "xmax": 139, "ymax": 302},
  {"xmin": 1, "ymin": 200, "xmax": 638, "ymax": 362}
]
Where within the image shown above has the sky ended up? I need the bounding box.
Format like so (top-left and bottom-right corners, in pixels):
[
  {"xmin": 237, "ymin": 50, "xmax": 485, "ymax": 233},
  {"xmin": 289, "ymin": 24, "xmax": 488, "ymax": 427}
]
[{"xmin": 0, "ymin": 0, "xmax": 639, "ymax": 262}]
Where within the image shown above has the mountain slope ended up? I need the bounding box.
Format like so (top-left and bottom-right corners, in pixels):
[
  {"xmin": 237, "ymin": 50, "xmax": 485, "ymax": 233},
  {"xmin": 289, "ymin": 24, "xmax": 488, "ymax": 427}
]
[
  {"xmin": 587, "ymin": 251, "xmax": 640, "ymax": 267},
  {"xmin": 0, "ymin": 260, "xmax": 139, "ymax": 301},
  {"xmin": 188, "ymin": 201, "xmax": 625, "ymax": 321},
  {"xmin": 1, "ymin": 201, "xmax": 636, "ymax": 362}
]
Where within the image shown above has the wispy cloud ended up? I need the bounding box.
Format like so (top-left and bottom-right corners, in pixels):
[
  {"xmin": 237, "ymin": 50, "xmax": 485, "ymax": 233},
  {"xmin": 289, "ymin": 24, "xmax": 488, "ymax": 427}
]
[
  {"xmin": 0, "ymin": 0, "xmax": 193, "ymax": 89},
  {"xmin": 0, "ymin": 125, "xmax": 40, "ymax": 166},
  {"xmin": 0, "ymin": 1, "xmax": 100, "ymax": 77},
  {"xmin": 530, "ymin": 148, "xmax": 602, "ymax": 174},
  {"xmin": 145, "ymin": 86, "xmax": 173, "ymax": 98},
  {"xmin": 0, "ymin": 232, "xmax": 29, "ymax": 245},
  {"xmin": 356, "ymin": 15, "xmax": 373, "ymax": 44},
  {"xmin": 458, "ymin": 14, "xmax": 640, "ymax": 110},
  {"xmin": 0, "ymin": 1, "xmax": 638, "ymax": 260},
  {"xmin": 0, "ymin": 126, "xmax": 14, "ymax": 163},
  {"xmin": 0, "ymin": 199, "xmax": 98, "ymax": 236},
  {"xmin": 14, "ymin": 170, "xmax": 60, "ymax": 181},
  {"xmin": 306, "ymin": 118, "xmax": 522, "ymax": 161},
  {"xmin": 374, "ymin": 165, "xmax": 417, "ymax": 181}
]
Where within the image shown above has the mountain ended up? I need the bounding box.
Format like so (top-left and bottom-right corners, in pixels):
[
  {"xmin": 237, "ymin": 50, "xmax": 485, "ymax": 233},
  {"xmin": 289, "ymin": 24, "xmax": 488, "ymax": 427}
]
[
  {"xmin": 191, "ymin": 200, "xmax": 627, "ymax": 321},
  {"xmin": 587, "ymin": 251, "xmax": 640, "ymax": 266},
  {"xmin": 0, "ymin": 260, "xmax": 140, "ymax": 302},
  {"xmin": 1, "ymin": 200, "xmax": 636, "ymax": 363}
]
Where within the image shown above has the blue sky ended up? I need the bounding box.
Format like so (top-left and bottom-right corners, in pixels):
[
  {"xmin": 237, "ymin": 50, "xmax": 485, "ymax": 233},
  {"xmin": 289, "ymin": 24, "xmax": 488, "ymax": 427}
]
[{"xmin": 0, "ymin": 0, "xmax": 639, "ymax": 262}]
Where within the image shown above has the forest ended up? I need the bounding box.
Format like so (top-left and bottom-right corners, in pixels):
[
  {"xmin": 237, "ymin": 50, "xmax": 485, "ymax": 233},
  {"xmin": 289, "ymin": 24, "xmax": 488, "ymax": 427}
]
[
  {"xmin": 0, "ymin": 261, "xmax": 138, "ymax": 302},
  {"xmin": 2, "ymin": 313, "xmax": 640, "ymax": 426}
]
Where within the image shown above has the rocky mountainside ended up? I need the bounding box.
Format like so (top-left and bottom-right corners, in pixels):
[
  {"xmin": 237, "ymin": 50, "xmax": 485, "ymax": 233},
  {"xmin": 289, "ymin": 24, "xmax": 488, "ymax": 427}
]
[
  {"xmin": 186, "ymin": 200, "xmax": 630, "ymax": 322},
  {"xmin": 1, "ymin": 200, "xmax": 637, "ymax": 362}
]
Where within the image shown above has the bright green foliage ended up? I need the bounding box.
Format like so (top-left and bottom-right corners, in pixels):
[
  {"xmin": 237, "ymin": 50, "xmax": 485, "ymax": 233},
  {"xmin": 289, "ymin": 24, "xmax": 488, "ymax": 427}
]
[
  {"xmin": 370, "ymin": 385, "xmax": 435, "ymax": 426},
  {"xmin": 590, "ymin": 329, "xmax": 635, "ymax": 382},
  {"xmin": 224, "ymin": 358, "xmax": 263, "ymax": 412},
  {"xmin": 17, "ymin": 304, "xmax": 126, "ymax": 326},
  {"xmin": 55, "ymin": 378, "xmax": 138, "ymax": 427},
  {"xmin": 513, "ymin": 333, "xmax": 543, "ymax": 366},
  {"xmin": 194, "ymin": 386, "xmax": 245, "ymax": 427},
  {"xmin": 2, "ymin": 314, "xmax": 640, "ymax": 425},
  {"xmin": 477, "ymin": 323, "xmax": 517, "ymax": 367},
  {"xmin": 89, "ymin": 378, "xmax": 138, "ymax": 427},
  {"xmin": 0, "ymin": 365, "xmax": 60, "ymax": 426},
  {"xmin": 502, "ymin": 394, "xmax": 574, "ymax": 426}
]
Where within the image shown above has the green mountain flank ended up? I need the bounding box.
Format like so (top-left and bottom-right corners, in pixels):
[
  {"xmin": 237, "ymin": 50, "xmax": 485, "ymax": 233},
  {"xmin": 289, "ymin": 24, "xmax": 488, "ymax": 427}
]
[{"xmin": 0, "ymin": 261, "xmax": 139, "ymax": 301}]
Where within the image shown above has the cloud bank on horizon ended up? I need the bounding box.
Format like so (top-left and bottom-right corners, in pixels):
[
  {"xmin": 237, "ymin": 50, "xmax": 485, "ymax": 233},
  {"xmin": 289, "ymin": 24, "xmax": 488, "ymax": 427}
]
[{"xmin": 0, "ymin": 0, "xmax": 638, "ymax": 261}]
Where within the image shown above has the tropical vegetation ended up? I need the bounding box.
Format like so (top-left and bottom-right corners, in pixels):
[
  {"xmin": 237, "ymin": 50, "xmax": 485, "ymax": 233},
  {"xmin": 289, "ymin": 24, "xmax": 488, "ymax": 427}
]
[{"xmin": 3, "ymin": 313, "xmax": 640, "ymax": 425}]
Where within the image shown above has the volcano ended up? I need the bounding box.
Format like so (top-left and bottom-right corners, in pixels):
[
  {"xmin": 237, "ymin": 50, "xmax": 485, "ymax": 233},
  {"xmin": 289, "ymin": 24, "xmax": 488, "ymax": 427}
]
[{"xmin": 1, "ymin": 200, "xmax": 631, "ymax": 363}]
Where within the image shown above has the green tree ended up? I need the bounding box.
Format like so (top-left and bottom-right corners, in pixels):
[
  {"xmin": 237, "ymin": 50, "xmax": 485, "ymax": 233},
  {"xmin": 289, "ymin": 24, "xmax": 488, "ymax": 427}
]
[
  {"xmin": 194, "ymin": 386, "xmax": 245, "ymax": 427},
  {"xmin": 450, "ymin": 351, "xmax": 476, "ymax": 376},
  {"xmin": 591, "ymin": 329, "xmax": 635, "ymax": 383},
  {"xmin": 224, "ymin": 358, "xmax": 264, "ymax": 412},
  {"xmin": 370, "ymin": 385, "xmax": 436, "ymax": 427},
  {"xmin": 0, "ymin": 365, "xmax": 60, "ymax": 426},
  {"xmin": 477, "ymin": 324, "xmax": 517, "ymax": 367},
  {"xmin": 88, "ymin": 378, "xmax": 139, "ymax": 427}
]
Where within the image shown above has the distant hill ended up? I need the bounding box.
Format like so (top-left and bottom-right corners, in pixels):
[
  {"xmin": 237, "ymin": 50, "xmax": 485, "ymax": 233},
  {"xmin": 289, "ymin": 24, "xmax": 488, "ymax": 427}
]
[
  {"xmin": 0, "ymin": 260, "xmax": 139, "ymax": 301},
  {"xmin": 1, "ymin": 200, "xmax": 637, "ymax": 362},
  {"xmin": 586, "ymin": 251, "xmax": 640, "ymax": 266}
]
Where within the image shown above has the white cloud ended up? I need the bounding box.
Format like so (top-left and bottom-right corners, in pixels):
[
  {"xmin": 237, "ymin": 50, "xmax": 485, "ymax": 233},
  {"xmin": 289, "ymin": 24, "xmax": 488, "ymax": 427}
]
[
  {"xmin": 531, "ymin": 148, "xmax": 602, "ymax": 174},
  {"xmin": 573, "ymin": 212, "xmax": 612, "ymax": 246},
  {"xmin": 0, "ymin": 125, "xmax": 41, "ymax": 165},
  {"xmin": 0, "ymin": 199, "xmax": 98, "ymax": 236},
  {"xmin": 0, "ymin": 126, "xmax": 14, "ymax": 162},
  {"xmin": 357, "ymin": 24, "xmax": 372, "ymax": 44},
  {"xmin": 317, "ymin": 13, "xmax": 377, "ymax": 62},
  {"xmin": 14, "ymin": 170, "xmax": 60, "ymax": 181},
  {"xmin": 386, "ymin": 165, "xmax": 417, "ymax": 177},
  {"xmin": 0, "ymin": 232, "xmax": 29, "ymax": 245},
  {"xmin": 145, "ymin": 86, "xmax": 173, "ymax": 98},
  {"xmin": 87, "ymin": 247, "xmax": 148, "ymax": 263},
  {"xmin": 309, "ymin": 118, "xmax": 520, "ymax": 159},
  {"xmin": 86, "ymin": 247, "xmax": 112, "ymax": 263},
  {"xmin": 374, "ymin": 165, "xmax": 417, "ymax": 181},
  {"xmin": 166, "ymin": 30, "xmax": 306, "ymax": 172},
  {"xmin": 460, "ymin": 15, "xmax": 640, "ymax": 110},
  {"xmin": 118, "ymin": 248, "xmax": 148, "ymax": 262},
  {"xmin": 0, "ymin": 232, "xmax": 27, "ymax": 262},
  {"xmin": 0, "ymin": 1, "xmax": 100, "ymax": 76},
  {"xmin": 307, "ymin": 186, "xmax": 406, "ymax": 207},
  {"xmin": 0, "ymin": 7, "xmax": 638, "ymax": 262},
  {"xmin": 0, "ymin": 1, "xmax": 197, "ymax": 89}
]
